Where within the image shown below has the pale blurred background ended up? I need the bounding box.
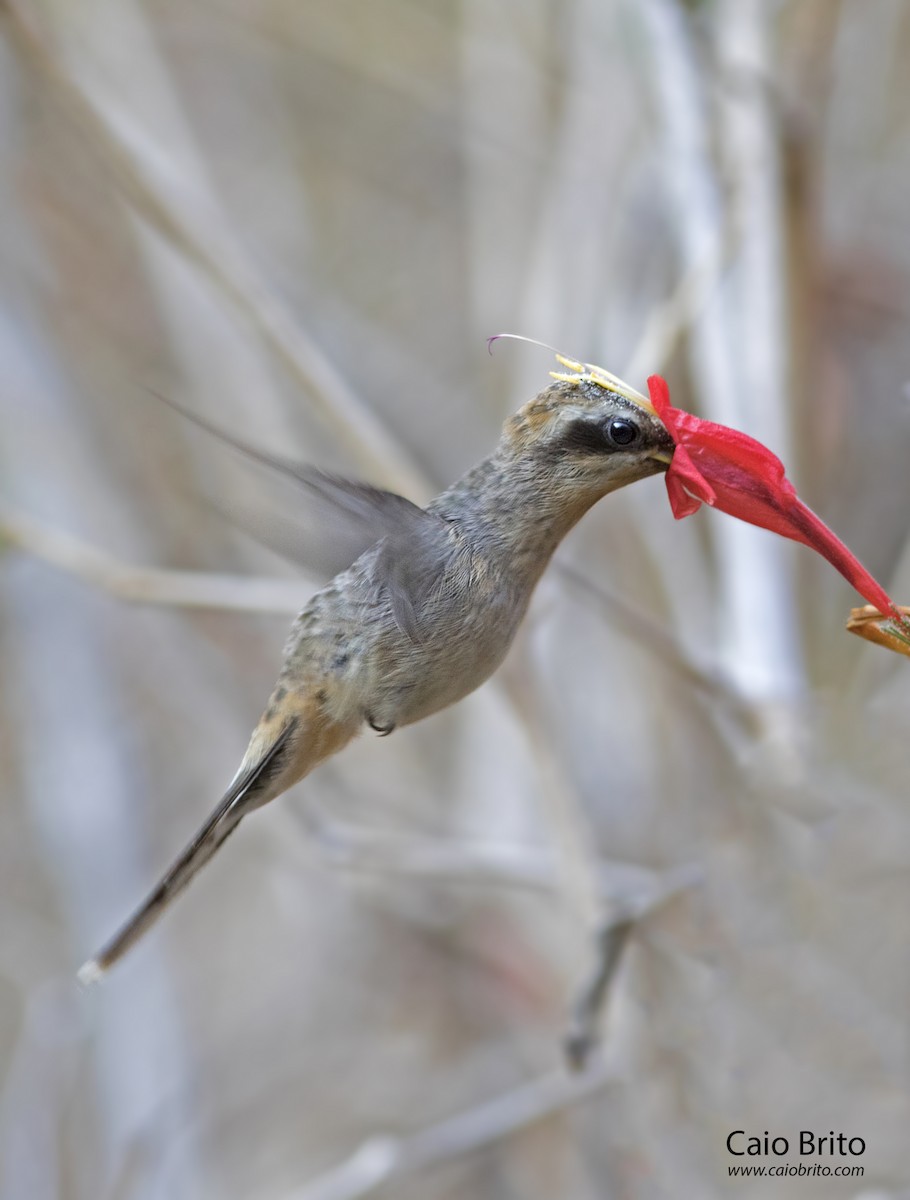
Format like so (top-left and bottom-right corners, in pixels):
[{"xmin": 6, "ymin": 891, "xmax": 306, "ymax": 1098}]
[{"xmin": 2, "ymin": 1, "xmax": 910, "ymax": 1197}]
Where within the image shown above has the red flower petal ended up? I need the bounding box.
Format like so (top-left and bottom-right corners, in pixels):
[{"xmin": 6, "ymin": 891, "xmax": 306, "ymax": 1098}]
[
  {"xmin": 646, "ymin": 376, "xmax": 714, "ymax": 515},
  {"xmin": 647, "ymin": 375, "xmax": 898, "ymax": 619}
]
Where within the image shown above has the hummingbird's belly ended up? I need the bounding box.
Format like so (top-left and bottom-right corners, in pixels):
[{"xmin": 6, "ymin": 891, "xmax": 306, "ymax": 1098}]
[{"xmin": 365, "ymin": 593, "xmax": 526, "ymax": 729}]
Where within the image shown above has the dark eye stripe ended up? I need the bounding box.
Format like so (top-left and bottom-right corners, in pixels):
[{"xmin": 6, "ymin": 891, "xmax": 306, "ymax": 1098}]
[
  {"xmin": 557, "ymin": 417, "xmax": 641, "ymax": 455},
  {"xmin": 558, "ymin": 419, "xmax": 611, "ymax": 455}
]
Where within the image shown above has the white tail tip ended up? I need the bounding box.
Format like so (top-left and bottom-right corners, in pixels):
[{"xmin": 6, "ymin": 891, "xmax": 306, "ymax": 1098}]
[{"xmin": 77, "ymin": 958, "xmax": 105, "ymax": 988}]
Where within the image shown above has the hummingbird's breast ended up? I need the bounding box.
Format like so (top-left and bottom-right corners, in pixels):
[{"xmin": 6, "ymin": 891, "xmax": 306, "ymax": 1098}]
[
  {"xmin": 386, "ymin": 554, "xmax": 529, "ymax": 726},
  {"xmin": 368, "ymin": 540, "xmax": 530, "ymax": 728},
  {"xmin": 281, "ymin": 536, "xmax": 532, "ymax": 735}
]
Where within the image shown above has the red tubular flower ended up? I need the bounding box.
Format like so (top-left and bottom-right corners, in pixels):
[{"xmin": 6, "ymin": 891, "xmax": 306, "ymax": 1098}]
[{"xmin": 647, "ymin": 374, "xmax": 900, "ymax": 620}]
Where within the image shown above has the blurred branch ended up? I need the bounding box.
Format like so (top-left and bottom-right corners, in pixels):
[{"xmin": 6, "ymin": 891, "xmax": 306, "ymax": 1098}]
[
  {"xmin": 556, "ymin": 562, "xmax": 757, "ymax": 773},
  {"xmin": 564, "ymin": 919, "xmax": 632, "ymax": 1070},
  {"xmin": 300, "ymin": 806, "xmax": 702, "ymax": 904},
  {"xmin": 563, "ymin": 863, "xmax": 695, "ymax": 1070},
  {"xmin": 3, "ymin": 2, "xmax": 431, "ymax": 500},
  {"xmin": 284, "ymin": 1062, "xmax": 613, "ymax": 1200},
  {"xmin": 0, "ymin": 503, "xmax": 307, "ymax": 613},
  {"xmin": 556, "ymin": 561, "xmax": 741, "ymax": 710},
  {"xmin": 303, "ymin": 813, "xmax": 562, "ymax": 891}
]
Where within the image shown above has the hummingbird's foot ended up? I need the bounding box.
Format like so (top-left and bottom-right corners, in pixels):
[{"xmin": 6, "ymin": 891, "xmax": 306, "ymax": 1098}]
[{"xmin": 367, "ymin": 715, "xmax": 396, "ymax": 737}]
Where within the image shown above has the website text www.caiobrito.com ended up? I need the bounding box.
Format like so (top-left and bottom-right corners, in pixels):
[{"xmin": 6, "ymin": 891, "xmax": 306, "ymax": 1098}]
[{"xmin": 728, "ymin": 1162, "xmax": 864, "ymax": 1179}]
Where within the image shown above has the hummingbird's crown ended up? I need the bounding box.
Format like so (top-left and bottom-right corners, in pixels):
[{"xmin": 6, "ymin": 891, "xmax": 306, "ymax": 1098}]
[
  {"xmin": 548, "ymin": 354, "xmax": 658, "ymax": 417},
  {"xmin": 503, "ymin": 350, "xmax": 665, "ymax": 452}
]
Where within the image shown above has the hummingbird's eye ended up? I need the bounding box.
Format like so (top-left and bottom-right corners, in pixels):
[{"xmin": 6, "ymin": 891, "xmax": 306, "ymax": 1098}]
[{"xmin": 607, "ymin": 417, "xmax": 639, "ymax": 447}]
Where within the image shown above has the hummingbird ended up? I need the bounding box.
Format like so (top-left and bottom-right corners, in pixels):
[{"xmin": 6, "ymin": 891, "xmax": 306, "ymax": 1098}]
[{"xmin": 78, "ymin": 358, "xmax": 674, "ymax": 983}]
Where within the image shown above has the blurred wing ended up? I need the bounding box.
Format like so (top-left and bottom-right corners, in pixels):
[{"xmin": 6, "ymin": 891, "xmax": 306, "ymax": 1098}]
[
  {"xmin": 241, "ymin": 472, "xmax": 458, "ymax": 640},
  {"xmin": 157, "ymin": 393, "xmax": 455, "ymax": 636}
]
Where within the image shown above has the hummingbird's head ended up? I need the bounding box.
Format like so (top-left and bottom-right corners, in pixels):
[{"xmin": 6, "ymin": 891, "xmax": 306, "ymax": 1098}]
[{"xmin": 502, "ymin": 355, "xmax": 674, "ymax": 496}]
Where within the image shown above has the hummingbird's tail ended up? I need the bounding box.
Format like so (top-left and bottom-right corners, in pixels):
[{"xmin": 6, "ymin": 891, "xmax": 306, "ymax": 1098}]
[{"xmin": 77, "ymin": 718, "xmax": 300, "ymax": 985}]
